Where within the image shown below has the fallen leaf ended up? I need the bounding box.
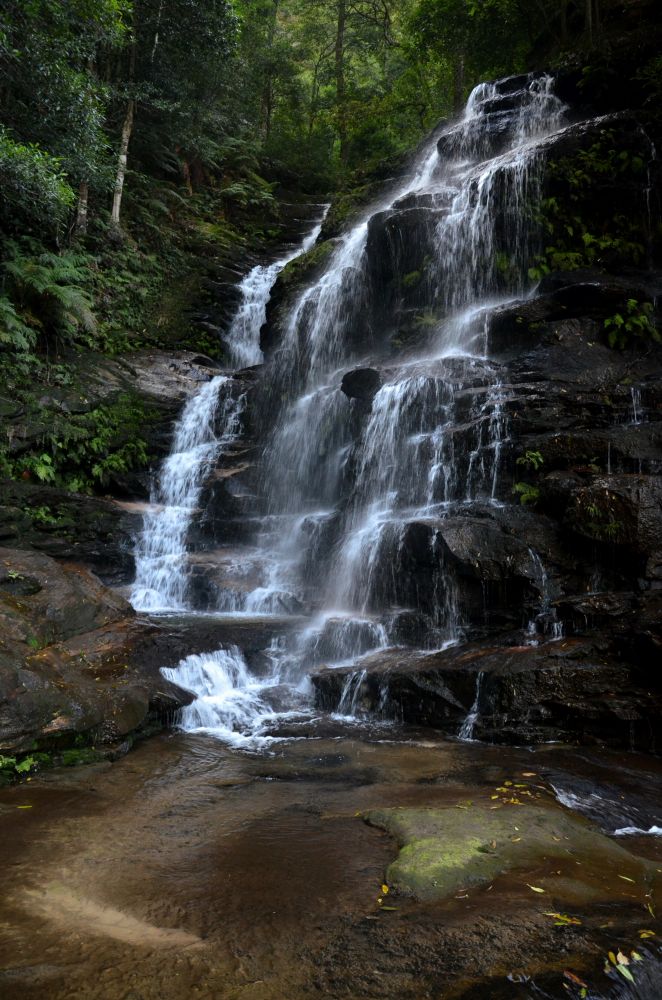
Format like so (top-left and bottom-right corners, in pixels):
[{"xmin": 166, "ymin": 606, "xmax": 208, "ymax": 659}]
[
  {"xmin": 616, "ymin": 965, "xmax": 635, "ymax": 984},
  {"xmin": 511, "ymin": 837, "xmax": 521, "ymax": 843},
  {"xmin": 563, "ymin": 971, "xmax": 587, "ymax": 988},
  {"xmin": 618, "ymin": 875, "xmax": 635, "ymax": 883},
  {"xmin": 17, "ymin": 805, "xmax": 32, "ymax": 810},
  {"xmin": 616, "ymin": 951, "xmax": 629, "ymax": 966},
  {"xmin": 381, "ymin": 884, "xmax": 389, "ymax": 895},
  {"xmin": 638, "ymin": 930, "xmax": 656, "ymax": 939},
  {"xmin": 380, "ymin": 906, "xmax": 398, "ymax": 911},
  {"xmin": 527, "ymin": 884, "xmax": 545, "ymax": 893},
  {"xmin": 522, "ymin": 772, "xmax": 537, "ymax": 777}
]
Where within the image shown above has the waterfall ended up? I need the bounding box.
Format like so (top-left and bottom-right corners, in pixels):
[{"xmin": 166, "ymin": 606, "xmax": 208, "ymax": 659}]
[
  {"xmin": 458, "ymin": 672, "xmax": 484, "ymax": 741},
  {"xmin": 148, "ymin": 73, "xmax": 574, "ymax": 742},
  {"xmin": 131, "ymin": 377, "xmax": 244, "ymax": 611},
  {"xmin": 224, "ymin": 206, "xmax": 328, "ymax": 368}
]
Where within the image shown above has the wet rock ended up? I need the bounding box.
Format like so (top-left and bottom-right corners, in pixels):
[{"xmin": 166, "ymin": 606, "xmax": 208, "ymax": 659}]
[
  {"xmin": 311, "ymin": 635, "xmax": 662, "ymax": 750},
  {"xmin": 340, "ymin": 368, "xmax": 382, "ymax": 402},
  {"xmin": 0, "ymin": 547, "xmax": 304, "ymax": 752},
  {"xmin": 363, "ymin": 801, "xmax": 657, "ymax": 901}
]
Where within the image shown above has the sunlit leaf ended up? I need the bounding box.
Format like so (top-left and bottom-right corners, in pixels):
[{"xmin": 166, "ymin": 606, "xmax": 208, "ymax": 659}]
[
  {"xmin": 527, "ymin": 884, "xmax": 545, "ymax": 893},
  {"xmin": 616, "ymin": 965, "xmax": 635, "ymax": 983}
]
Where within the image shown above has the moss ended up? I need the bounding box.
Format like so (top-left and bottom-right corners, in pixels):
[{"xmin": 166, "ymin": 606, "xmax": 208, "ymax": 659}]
[
  {"xmin": 277, "ymin": 239, "xmax": 335, "ymax": 293},
  {"xmin": 60, "ymin": 747, "xmax": 105, "ymax": 767},
  {"xmin": 363, "ymin": 803, "xmax": 654, "ymax": 901},
  {"xmin": 321, "ymin": 184, "xmax": 375, "ymax": 239},
  {"xmin": 402, "ymin": 270, "xmax": 422, "ymax": 289}
]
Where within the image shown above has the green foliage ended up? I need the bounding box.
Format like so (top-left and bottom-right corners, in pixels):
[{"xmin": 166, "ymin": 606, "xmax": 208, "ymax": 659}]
[
  {"xmin": 528, "ymin": 131, "xmax": 650, "ymax": 280},
  {"xmin": 604, "ymin": 299, "xmax": 659, "ymax": 351},
  {"xmin": 580, "ymin": 499, "xmax": 622, "ymax": 542},
  {"xmin": 1, "ymin": 392, "xmax": 153, "ymax": 493},
  {"xmin": 513, "ymin": 481, "xmax": 540, "ymax": 506},
  {"xmin": 2, "ymin": 243, "xmax": 95, "ymax": 346},
  {"xmin": 0, "ymin": 128, "xmax": 75, "ymax": 238},
  {"xmin": 516, "ymin": 450, "xmax": 544, "ymax": 472}
]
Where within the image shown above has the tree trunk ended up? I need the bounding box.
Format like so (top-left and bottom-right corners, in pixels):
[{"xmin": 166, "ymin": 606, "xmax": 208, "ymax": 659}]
[
  {"xmin": 74, "ymin": 181, "xmax": 89, "ymax": 236},
  {"xmin": 335, "ymin": 0, "xmax": 348, "ymax": 164},
  {"xmin": 453, "ymin": 54, "xmax": 465, "ymax": 115},
  {"xmin": 260, "ymin": 0, "xmax": 279, "ymax": 140},
  {"xmin": 111, "ymin": 98, "xmax": 135, "ymax": 228},
  {"xmin": 111, "ymin": 41, "xmax": 136, "ymax": 229}
]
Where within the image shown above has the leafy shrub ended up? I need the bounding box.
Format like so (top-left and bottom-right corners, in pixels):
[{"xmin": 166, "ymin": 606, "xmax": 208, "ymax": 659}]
[
  {"xmin": 0, "ymin": 128, "xmax": 75, "ymax": 237},
  {"xmin": 604, "ymin": 299, "xmax": 659, "ymax": 351}
]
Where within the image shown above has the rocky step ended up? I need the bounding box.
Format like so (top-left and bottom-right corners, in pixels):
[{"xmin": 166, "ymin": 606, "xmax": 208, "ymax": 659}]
[{"xmin": 310, "ymin": 634, "xmax": 662, "ymax": 751}]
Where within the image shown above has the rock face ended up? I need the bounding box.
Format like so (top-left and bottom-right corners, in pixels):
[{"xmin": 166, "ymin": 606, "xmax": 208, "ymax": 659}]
[
  {"xmin": 0, "ymin": 546, "xmax": 299, "ymax": 753},
  {"xmin": 312, "ymin": 630, "xmax": 662, "ymax": 749}
]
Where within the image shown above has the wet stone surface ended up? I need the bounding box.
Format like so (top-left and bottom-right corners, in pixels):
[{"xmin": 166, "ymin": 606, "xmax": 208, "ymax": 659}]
[{"xmin": 0, "ymin": 729, "xmax": 661, "ymax": 1000}]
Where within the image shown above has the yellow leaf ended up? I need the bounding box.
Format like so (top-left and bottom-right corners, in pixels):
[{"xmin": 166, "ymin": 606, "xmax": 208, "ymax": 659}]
[
  {"xmin": 511, "ymin": 837, "xmax": 521, "ymax": 843},
  {"xmin": 521, "ymin": 772, "xmax": 537, "ymax": 777},
  {"xmin": 608, "ymin": 952, "xmax": 617, "ymax": 966},
  {"xmin": 381, "ymin": 884, "xmax": 389, "ymax": 895},
  {"xmin": 17, "ymin": 805, "xmax": 32, "ymax": 809},
  {"xmin": 616, "ymin": 951, "xmax": 629, "ymax": 966},
  {"xmin": 638, "ymin": 930, "xmax": 655, "ymax": 939},
  {"xmin": 631, "ymin": 951, "xmax": 643, "ymax": 961},
  {"xmin": 618, "ymin": 875, "xmax": 635, "ymax": 883},
  {"xmin": 527, "ymin": 884, "xmax": 545, "ymax": 893}
]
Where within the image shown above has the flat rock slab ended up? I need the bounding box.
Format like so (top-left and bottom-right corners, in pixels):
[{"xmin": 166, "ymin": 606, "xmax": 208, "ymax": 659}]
[{"xmin": 363, "ymin": 801, "xmax": 659, "ymax": 903}]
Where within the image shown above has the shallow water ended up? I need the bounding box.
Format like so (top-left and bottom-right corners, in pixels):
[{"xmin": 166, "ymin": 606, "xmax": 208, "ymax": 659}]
[{"xmin": 1, "ymin": 727, "xmax": 660, "ymax": 1000}]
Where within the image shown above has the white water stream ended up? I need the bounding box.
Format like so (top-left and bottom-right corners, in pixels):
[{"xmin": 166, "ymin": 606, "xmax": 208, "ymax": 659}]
[
  {"xmin": 131, "ymin": 377, "xmax": 244, "ymax": 611},
  {"xmin": 224, "ymin": 206, "xmax": 328, "ymax": 367}
]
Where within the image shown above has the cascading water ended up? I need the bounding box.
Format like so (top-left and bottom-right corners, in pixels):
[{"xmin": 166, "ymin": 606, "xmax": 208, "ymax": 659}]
[
  {"xmin": 458, "ymin": 672, "xmax": 484, "ymax": 741},
  {"xmin": 148, "ymin": 73, "xmax": 574, "ymax": 742},
  {"xmin": 248, "ymin": 73, "xmax": 567, "ymax": 654},
  {"xmin": 131, "ymin": 377, "xmax": 244, "ymax": 611},
  {"xmin": 224, "ymin": 206, "xmax": 328, "ymax": 368}
]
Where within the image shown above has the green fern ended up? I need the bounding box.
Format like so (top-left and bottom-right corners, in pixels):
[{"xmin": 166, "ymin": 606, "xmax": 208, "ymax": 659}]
[
  {"xmin": 3, "ymin": 247, "xmax": 96, "ymax": 343},
  {"xmin": 0, "ymin": 295, "xmax": 37, "ymax": 351}
]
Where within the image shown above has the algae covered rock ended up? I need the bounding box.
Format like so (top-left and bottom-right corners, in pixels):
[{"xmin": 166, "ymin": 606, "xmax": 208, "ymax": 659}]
[{"xmin": 363, "ymin": 802, "xmax": 657, "ymax": 902}]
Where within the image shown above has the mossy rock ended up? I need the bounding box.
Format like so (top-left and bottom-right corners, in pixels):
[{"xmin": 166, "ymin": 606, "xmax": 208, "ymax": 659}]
[
  {"xmin": 277, "ymin": 239, "xmax": 335, "ymax": 293},
  {"xmin": 363, "ymin": 803, "xmax": 657, "ymax": 902}
]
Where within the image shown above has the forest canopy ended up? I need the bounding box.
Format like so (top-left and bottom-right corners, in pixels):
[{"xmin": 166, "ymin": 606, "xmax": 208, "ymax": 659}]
[{"xmin": 0, "ymin": 0, "xmax": 650, "ymax": 377}]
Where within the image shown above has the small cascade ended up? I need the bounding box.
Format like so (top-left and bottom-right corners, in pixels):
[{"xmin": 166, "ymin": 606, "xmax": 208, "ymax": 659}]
[
  {"xmin": 526, "ymin": 547, "xmax": 563, "ymax": 641},
  {"xmin": 224, "ymin": 206, "xmax": 328, "ymax": 368},
  {"xmin": 131, "ymin": 377, "xmax": 244, "ymax": 611},
  {"xmin": 458, "ymin": 672, "xmax": 484, "ymax": 741},
  {"xmin": 630, "ymin": 386, "xmax": 643, "ymax": 425},
  {"xmin": 336, "ymin": 669, "xmax": 367, "ymax": 717},
  {"xmin": 161, "ymin": 646, "xmax": 307, "ymax": 746}
]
